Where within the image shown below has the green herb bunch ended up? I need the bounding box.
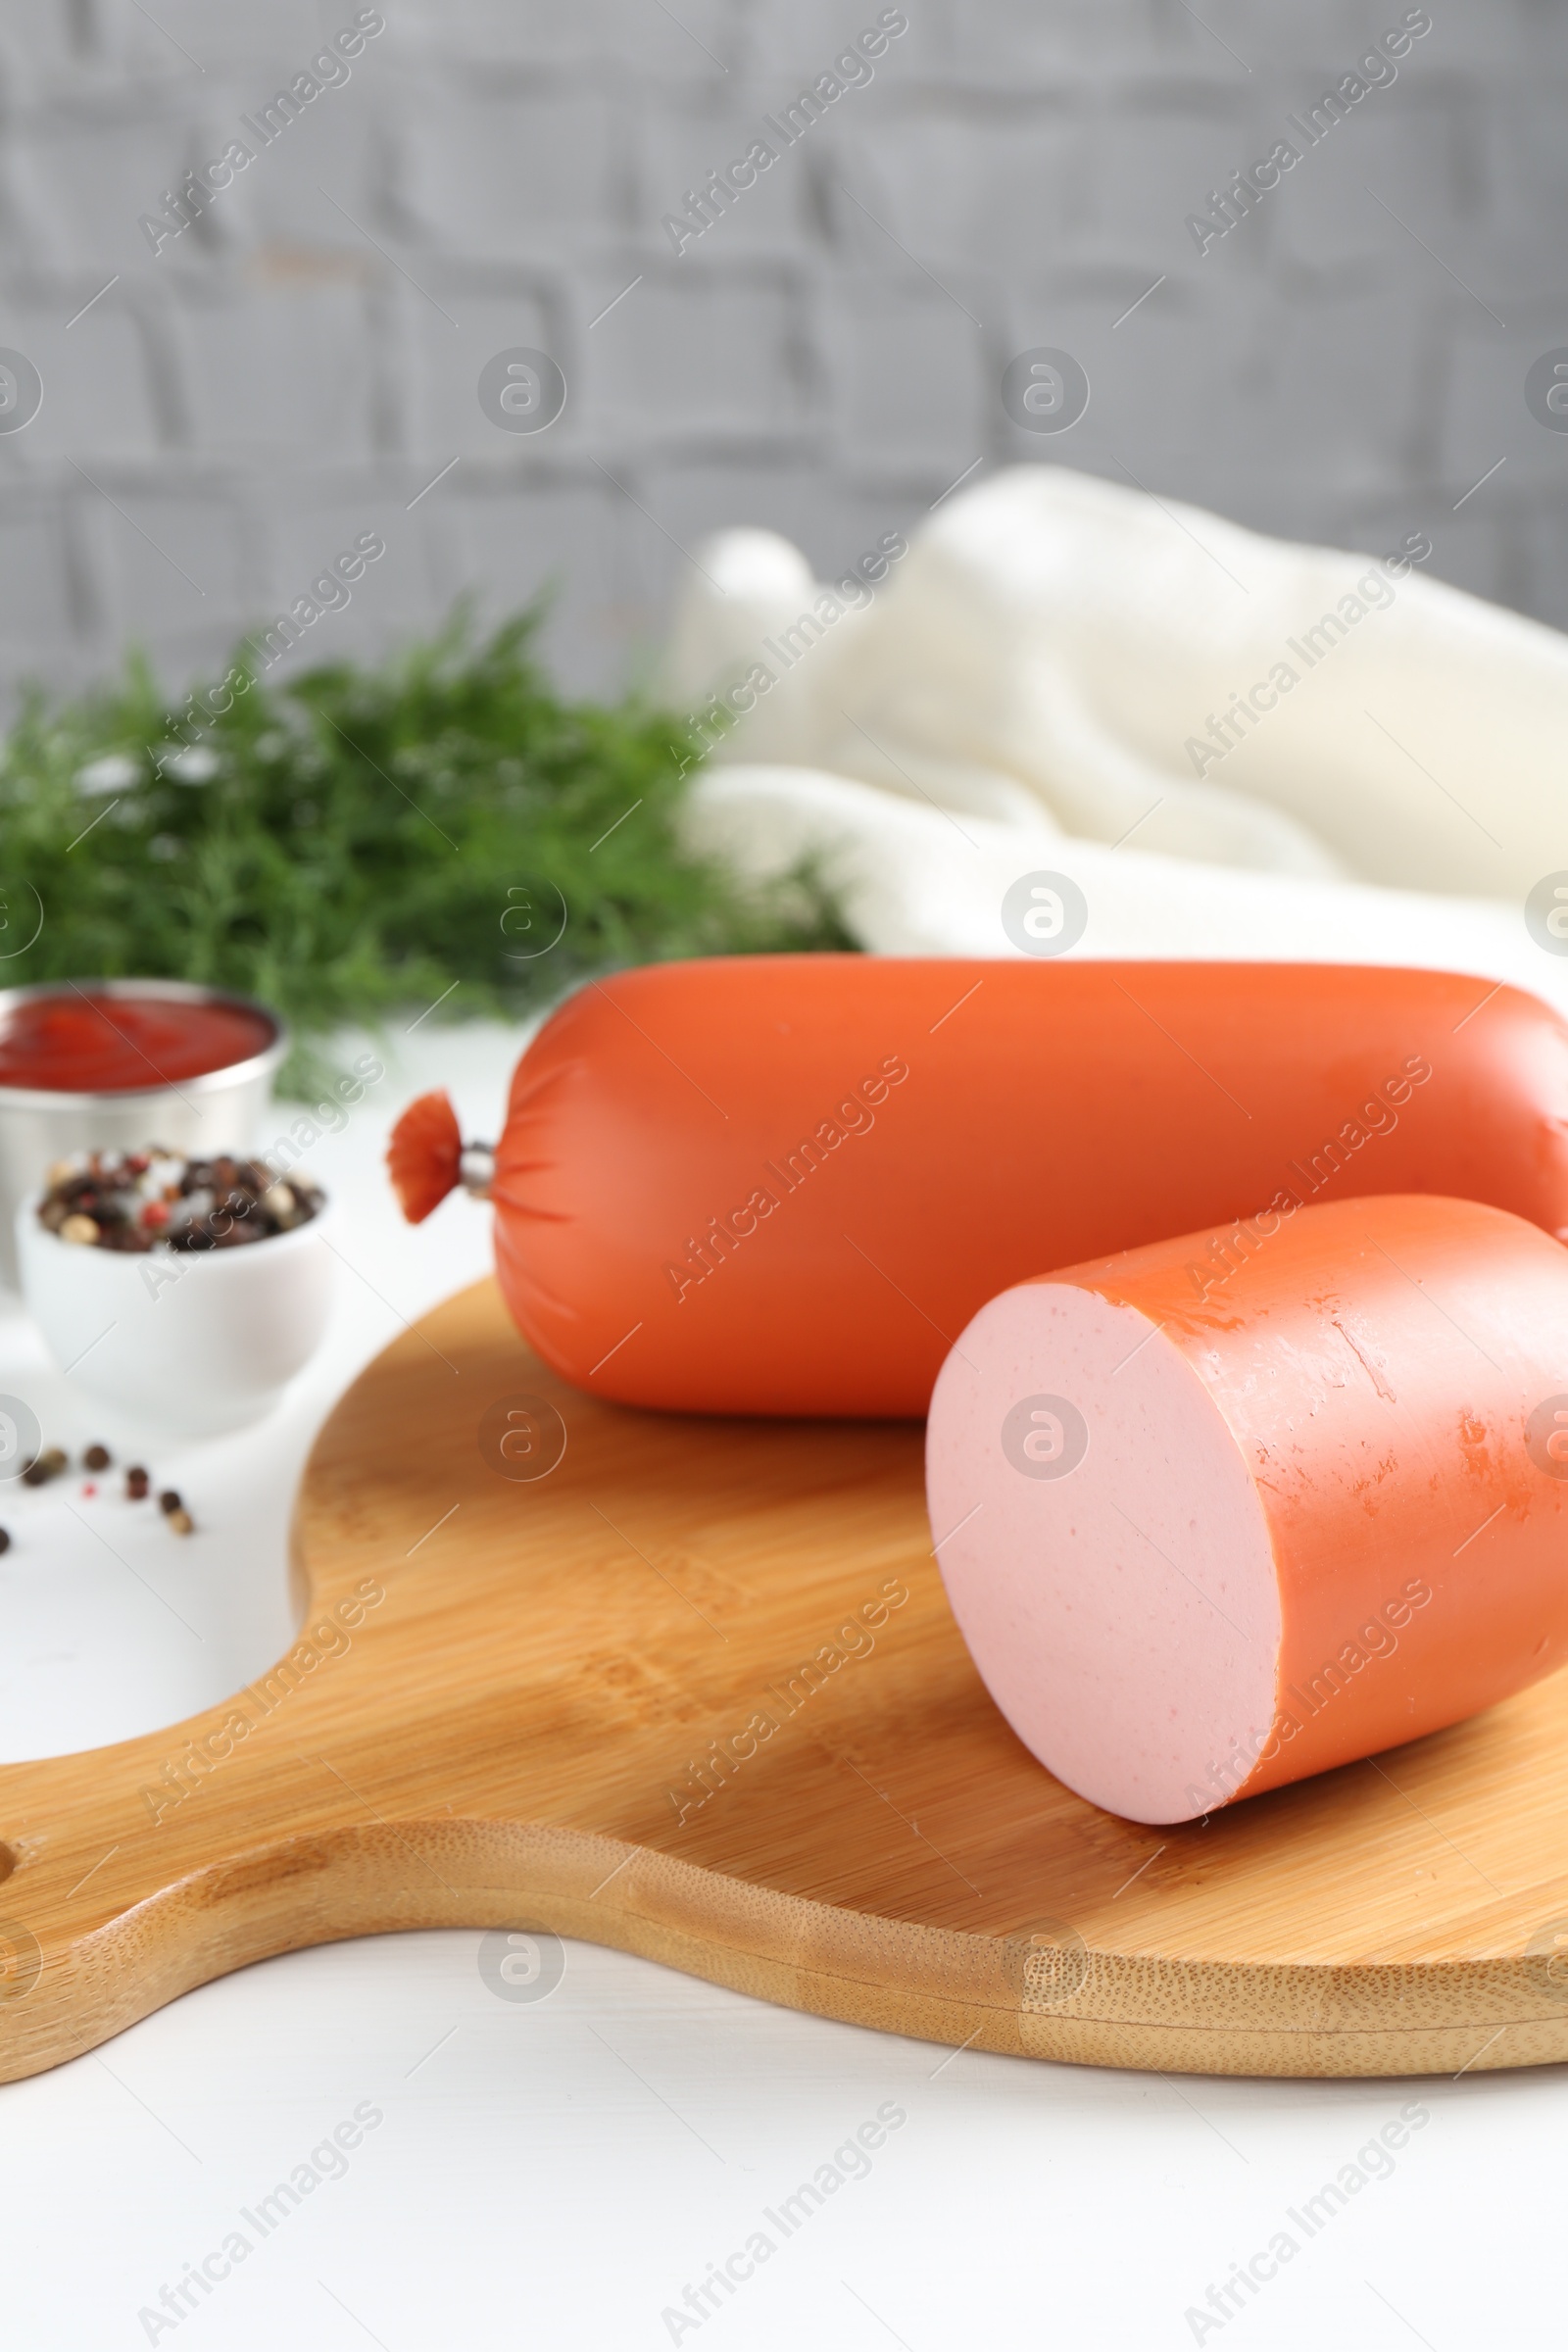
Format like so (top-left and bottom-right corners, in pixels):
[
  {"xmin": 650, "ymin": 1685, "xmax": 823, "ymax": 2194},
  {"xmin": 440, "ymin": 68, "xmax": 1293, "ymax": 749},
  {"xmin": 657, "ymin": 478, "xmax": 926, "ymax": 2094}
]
[{"xmin": 0, "ymin": 608, "xmax": 852, "ymax": 1084}]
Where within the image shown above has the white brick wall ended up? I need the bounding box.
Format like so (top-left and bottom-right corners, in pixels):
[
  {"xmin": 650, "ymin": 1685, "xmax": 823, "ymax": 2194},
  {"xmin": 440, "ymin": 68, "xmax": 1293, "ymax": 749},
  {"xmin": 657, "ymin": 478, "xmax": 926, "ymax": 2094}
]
[{"xmin": 0, "ymin": 0, "xmax": 1561, "ymax": 706}]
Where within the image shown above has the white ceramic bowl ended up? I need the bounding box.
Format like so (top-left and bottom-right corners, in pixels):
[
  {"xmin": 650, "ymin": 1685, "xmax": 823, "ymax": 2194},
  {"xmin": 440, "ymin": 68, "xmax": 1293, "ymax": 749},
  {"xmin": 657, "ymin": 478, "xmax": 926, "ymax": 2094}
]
[{"xmin": 16, "ymin": 1194, "xmax": 334, "ymax": 1437}]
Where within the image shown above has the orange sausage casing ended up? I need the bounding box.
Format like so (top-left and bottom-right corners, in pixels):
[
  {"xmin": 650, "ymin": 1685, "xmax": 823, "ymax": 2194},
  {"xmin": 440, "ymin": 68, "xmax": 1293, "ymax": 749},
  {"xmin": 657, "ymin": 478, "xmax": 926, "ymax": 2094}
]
[
  {"xmin": 392, "ymin": 956, "xmax": 1568, "ymax": 1416},
  {"xmin": 926, "ymin": 1194, "xmax": 1568, "ymax": 1823}
]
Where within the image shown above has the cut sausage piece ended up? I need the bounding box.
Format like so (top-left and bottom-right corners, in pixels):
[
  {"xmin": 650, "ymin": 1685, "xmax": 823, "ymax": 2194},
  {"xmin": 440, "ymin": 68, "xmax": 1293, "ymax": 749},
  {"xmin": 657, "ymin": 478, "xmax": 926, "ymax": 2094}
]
[{"xmin": 926, "ymin": 1193, "xmax": 1568, "ymax": 1825}]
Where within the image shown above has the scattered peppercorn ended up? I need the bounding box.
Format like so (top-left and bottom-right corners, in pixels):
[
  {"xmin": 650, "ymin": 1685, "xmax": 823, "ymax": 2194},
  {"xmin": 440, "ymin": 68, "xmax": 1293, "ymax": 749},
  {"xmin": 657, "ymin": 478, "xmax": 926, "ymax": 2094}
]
[
  {"xmin": 0, "ymin": 1529, "xmax": 11, "ymax": 1553},
  {"xmin": 167, "ymin": 1507, "xmax": 194, "ymax": 1536},
  {"xmin": 125, "ymin": 1465, "xmax": 149, "ymax": 1500},
  {"xmin": 159, "ymin": 1489, "xmax": 181, "ymax": 1516},
  {"xmin": 23, "ymin": 1447, "xmax": 68, "ymax": 1488},
  {"xmin": 83, "ymin": 1444, "xmax": 111, "ymax": 1472}
]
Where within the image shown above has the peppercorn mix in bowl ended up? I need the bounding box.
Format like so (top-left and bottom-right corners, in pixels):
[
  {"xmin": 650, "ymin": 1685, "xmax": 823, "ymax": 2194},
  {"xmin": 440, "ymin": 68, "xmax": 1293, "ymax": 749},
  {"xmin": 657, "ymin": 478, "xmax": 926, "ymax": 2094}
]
[
  {"xmin": 37, "ymin": 1150, "xmax": 322, "ymax": 1253},
  {"xmin": 18, "ymin": 1148, "xmax": 333, "ymax": 1437}
]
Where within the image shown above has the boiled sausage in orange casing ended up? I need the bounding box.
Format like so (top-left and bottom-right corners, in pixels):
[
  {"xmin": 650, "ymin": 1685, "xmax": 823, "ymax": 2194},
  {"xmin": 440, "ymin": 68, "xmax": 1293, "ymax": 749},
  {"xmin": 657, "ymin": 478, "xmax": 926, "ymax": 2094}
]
[{"xmin": 388, "ymin": 956, "xmax": 1568, "ymax": 1416}]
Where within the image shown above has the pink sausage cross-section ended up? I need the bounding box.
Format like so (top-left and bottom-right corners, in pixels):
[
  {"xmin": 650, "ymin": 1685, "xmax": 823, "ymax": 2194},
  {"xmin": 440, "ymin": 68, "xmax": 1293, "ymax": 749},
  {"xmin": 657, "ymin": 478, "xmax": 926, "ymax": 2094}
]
[{"xmin": 926, "ymin": 1194, "xmax": 1568, "ymax": 1825}]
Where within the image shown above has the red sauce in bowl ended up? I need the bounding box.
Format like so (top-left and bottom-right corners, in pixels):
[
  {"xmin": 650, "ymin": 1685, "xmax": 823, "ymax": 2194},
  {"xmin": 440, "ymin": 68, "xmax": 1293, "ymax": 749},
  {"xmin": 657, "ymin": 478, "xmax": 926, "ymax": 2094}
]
[{"xmin": 0, "ymin": 994, "xmax": 275, "ymax": 1094}]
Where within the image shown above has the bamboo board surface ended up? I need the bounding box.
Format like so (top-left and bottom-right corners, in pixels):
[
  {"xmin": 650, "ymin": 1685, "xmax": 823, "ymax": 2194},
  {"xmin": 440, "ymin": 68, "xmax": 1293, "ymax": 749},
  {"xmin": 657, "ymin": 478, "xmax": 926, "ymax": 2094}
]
[{"xmin": 1, "ymin": 1276, "xmax": 1567, "ymax": 2082}]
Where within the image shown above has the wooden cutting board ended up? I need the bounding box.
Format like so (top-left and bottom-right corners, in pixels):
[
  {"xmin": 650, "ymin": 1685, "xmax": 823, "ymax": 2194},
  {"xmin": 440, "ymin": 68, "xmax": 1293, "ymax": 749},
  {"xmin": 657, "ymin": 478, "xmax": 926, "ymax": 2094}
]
[{"xmin": 2, "ymin": 1275, "xmax": 1567, "ymax": 2082}]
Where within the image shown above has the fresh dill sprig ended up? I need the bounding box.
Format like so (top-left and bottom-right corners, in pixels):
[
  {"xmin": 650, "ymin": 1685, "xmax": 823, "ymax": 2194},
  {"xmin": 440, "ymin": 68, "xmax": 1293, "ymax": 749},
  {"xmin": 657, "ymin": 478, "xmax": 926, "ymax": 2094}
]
[{"xmin": 0, "ymin": 607, "xmax": 853, "ymax": 1087}]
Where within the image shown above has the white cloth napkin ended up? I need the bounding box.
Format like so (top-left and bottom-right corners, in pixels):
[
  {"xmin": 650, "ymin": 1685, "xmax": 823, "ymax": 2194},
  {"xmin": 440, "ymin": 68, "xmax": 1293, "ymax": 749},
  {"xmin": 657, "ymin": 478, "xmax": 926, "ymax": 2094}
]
[{"xmin": 666, "ymin": 465, "xmax": 1568, "ymax": 1018}]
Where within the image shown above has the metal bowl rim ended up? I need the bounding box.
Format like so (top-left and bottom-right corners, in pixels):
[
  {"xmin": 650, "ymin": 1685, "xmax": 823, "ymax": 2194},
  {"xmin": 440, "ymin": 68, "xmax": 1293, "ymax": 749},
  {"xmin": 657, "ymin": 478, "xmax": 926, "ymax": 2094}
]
[{"xmin": 0, "ymin": 977, "xmax": 288, "ymax": 1112}]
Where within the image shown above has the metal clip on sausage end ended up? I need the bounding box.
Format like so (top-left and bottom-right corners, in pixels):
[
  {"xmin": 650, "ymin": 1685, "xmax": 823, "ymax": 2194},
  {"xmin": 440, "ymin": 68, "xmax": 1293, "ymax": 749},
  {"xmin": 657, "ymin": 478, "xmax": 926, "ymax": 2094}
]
[
  {"xmin": 387, "ymin": 1090, "xmax": 495, "ymax": 1223},
  {"xmin": 459, "ymin": 1144, "xmax": 496, "ymax": 1200}
]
